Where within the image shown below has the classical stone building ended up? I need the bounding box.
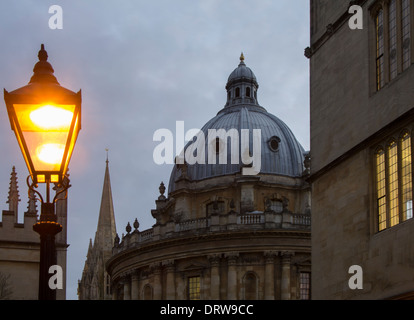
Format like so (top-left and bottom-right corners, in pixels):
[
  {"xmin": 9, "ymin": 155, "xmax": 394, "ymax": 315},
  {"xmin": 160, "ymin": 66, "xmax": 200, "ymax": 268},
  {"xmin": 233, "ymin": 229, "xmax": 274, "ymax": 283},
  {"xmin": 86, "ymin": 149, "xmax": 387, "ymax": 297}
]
[
  {"xmin": 0, "ymin": 167, "xmax": 68, "ymax": 299},
  {"xmin": 78, "ymin": 158, "xmax": 117, "ymax": 300},
  {"xmin": 309, "ymin": 0, "xmax": 414, "ymax": 299},
  {"xmin": 104, "ymin": 56, "xmax": 311, "ymax": 300}
]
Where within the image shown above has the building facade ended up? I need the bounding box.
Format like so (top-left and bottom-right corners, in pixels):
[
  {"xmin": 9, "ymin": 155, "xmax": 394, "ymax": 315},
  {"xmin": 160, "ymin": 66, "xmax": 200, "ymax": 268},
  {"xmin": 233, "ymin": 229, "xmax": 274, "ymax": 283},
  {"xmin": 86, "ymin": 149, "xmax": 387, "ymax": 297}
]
[
  {"xmin": 104, "ymin": 56, "xmax": 311, "ymax": 300},
  {"xmin": 0, "ymin": 167, "xmax": 68, "ymax": 300},
  {"xmin": 309, "ymin": 0, "xmax": 414, "ymax": 299}
]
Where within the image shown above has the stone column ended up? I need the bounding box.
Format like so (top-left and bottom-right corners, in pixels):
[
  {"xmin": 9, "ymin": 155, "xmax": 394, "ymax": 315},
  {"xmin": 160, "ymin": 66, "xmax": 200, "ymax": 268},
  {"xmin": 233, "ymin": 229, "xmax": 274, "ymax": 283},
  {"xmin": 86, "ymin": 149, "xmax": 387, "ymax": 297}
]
[
  {"xmin": 123, "ymin": 275, "xmax": 131, "ymax": 300},
  {"xmin": 131, "ymin": 271, "xmax": 140, "ymax": 300},
  {"xmin": 176, "ymin": 272, "xmax": 185, "ymax": 300},
  {"xmin": 152, "ymin": 263, "xmax": 162, "ymax": 299},
  {"xmin": 264, "ymin": 251, "xmax": 277, "ymax": 300},
  {"xmin": 281, "ymin": 251, "xmax": 293, "ymax": 300},
  {"xmin": 225, "ymin": 252, "xmax": 239, "ymax": 300},
  {"xmin": 208, "ymin": 254, "xmax": 221, "ymax": 300},
  {"xmin": 164, "ymin": 260, "xmax": 176, "ymax": 300}
]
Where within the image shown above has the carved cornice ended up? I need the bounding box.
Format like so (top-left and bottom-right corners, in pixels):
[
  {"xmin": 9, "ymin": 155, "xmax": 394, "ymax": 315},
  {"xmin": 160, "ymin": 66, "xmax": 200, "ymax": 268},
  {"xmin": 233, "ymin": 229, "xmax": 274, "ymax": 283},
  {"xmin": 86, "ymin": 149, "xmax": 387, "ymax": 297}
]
[
  {"xmin": 224, "ymin": 252, "xmax": 239, "ymax": 265},
  {"xmin": 207, "ymin": 253, "xmax": 221, "ymax": 266},
  {"xmin": 149, "ymin": 262, "xmax": 162, "ymax": 274},
  {"xmin": 281, "ymin": 251, "xmax": 295, "ymax": 264},
  {"xmin": 264, "ymin": 250, "xmax": 278, "ymax": 263},
  {"xmin": 162, "ymin": 259, "xmax": 175, "ymax": 272}
]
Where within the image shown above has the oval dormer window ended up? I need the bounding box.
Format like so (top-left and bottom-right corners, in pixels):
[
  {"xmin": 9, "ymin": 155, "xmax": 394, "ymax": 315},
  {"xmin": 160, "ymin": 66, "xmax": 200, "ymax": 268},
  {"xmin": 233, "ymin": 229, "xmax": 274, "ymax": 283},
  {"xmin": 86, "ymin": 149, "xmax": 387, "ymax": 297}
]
[{"xmin": 268, "ymin": 136, "xmax": 281, "ymax": 152}]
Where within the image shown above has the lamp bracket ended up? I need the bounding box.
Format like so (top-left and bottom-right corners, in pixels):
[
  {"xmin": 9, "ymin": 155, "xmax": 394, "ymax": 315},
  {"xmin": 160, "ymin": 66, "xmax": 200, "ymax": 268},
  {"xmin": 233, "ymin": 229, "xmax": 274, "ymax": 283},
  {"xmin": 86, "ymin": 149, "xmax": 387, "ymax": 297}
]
[
  {"xmin": 27, "ymin": 175, "xmax": 44, "ymax": 204},
  {"xmin": 26, "ymin": 174, "xmax": 71, "ymax": 205}
]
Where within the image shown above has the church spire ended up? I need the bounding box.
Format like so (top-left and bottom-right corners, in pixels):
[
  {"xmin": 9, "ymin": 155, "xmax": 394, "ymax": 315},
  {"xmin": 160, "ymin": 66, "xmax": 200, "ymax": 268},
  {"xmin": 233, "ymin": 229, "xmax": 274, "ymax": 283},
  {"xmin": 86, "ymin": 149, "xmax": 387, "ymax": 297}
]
[
  {"xmin": 94, "ymin": 154, "xmax": 117, "ymax": 257},
  {"xmin": 7, "ymin": 166, "xmax": 20, "ymax": 220}
]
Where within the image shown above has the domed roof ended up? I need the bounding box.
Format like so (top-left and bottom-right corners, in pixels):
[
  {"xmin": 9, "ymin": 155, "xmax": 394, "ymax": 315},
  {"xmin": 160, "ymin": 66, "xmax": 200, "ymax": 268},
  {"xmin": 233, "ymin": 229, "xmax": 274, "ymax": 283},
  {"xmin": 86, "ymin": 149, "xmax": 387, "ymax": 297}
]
[
  {"xmin": 227, "ymin": 53, "xmax": 258, "ymax": 87},
  {"xmin": 168, "ymin": 56, "xmax": 306, "ymax": 194}
]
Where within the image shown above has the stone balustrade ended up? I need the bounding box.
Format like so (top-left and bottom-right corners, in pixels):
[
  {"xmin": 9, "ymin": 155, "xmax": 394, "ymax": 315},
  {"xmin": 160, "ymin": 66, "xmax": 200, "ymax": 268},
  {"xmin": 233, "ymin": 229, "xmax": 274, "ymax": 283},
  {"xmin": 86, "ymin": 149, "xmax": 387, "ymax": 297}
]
[{"xmin": 113, "ymin": 210, "xmax": 311, "ymax": 254}]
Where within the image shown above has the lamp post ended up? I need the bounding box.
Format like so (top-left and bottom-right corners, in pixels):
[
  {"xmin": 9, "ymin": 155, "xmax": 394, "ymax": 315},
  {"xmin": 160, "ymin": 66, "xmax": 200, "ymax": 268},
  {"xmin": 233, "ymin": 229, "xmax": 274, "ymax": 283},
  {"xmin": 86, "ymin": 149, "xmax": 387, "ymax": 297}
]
[{"xmin": 3, "ymin": 44, "xmax": 81, "ymax": 300}]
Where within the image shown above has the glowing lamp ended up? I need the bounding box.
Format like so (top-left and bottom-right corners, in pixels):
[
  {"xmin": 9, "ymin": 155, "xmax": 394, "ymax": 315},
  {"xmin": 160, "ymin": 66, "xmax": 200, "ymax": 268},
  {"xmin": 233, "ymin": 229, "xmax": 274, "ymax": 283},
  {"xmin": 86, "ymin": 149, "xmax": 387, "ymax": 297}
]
[
  {"xmin": 3, "ymin": 44, "xmax": 82, "ymax": 301},
  {"xmin": 4, "ymin": 44, "xmax": 81, "ymax": 185}
]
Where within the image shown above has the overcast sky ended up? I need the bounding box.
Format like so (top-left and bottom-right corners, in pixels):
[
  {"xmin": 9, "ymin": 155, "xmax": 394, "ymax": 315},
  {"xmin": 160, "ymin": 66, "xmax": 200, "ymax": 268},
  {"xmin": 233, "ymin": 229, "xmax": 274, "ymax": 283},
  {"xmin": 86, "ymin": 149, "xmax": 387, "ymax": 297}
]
[{"xmin": 0, "ymin": 0, "xmax": 310, "ymax": 300}]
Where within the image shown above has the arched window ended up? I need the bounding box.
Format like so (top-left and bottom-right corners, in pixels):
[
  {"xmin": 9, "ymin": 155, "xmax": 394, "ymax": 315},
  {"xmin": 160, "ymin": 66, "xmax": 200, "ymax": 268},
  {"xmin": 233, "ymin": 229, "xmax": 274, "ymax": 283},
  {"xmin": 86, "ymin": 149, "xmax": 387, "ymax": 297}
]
[
  {"xmin": 143, "ymin": 284, "xmax": 153, "ymax": 300},
  {"xmin": 244, "ymin": 272, "xmax": 257, "ymax": 300},
  {"xmin": 374, "ymin": 131, "xmax": 413, "ymax": 232},
  {"xmin": 371, "ymin": 0, "xmax": 413, "ymax": 91},
  {"xmin": 246, "ymin": 87, "xmax": 251, "ymax": 97},
  {"xmin": 235, "ymin": 87, "xmax": 240, "ymax": 97}
]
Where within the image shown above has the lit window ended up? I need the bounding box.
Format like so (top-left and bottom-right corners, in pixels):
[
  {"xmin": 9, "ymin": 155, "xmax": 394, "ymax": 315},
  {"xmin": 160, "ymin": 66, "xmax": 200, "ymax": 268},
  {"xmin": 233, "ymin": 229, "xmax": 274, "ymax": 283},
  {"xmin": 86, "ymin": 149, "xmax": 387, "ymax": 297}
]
[
  {"xmin": 375, "ymin": 131, "xmax": 413, "ymax": 232},
  {"xmin": 388, "ymin": 141, "xmax": 400, "ymax": 227},
  {"xmin": 188, "ymin": 276, "xmax": 201, "ymax": 300},
  {"xmin": 300, "ymin": 272, "xmax": 311, "ymax": 300},
  {"xmin": 401, "ymin": 133, "xmax": 412, "ymax": 221},
  {"xmin": 376, "ymin": 149, "xmax": 387, "ymax": 231}
]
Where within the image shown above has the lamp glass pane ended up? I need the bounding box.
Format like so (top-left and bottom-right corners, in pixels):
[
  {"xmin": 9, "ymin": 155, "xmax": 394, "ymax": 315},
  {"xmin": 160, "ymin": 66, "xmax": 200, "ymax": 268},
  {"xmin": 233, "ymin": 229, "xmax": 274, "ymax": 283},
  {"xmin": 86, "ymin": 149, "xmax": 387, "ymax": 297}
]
[
  {"xmin": 13, "ymin": 104, "xmax": 75, "ymax": 172},
  {"xmin": 62, "ymin": 112, "xmax": 80, "ymax": 176}
]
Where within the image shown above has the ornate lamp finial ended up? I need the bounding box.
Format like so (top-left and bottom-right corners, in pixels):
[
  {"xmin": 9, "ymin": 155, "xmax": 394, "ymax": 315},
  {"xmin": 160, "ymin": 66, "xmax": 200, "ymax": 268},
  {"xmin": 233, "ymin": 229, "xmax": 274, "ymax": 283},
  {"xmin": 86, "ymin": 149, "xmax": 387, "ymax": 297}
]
[
  {"xmin": 240, "ymin": 52, "xmax": 245, "ymax": 62},
  {"xmin": 29, "ymin": 43, "xmax": 59, "ymax": 84},
  {"xmin": 38, "ymin": 44, "xmax": 48, "ymax": 62}
]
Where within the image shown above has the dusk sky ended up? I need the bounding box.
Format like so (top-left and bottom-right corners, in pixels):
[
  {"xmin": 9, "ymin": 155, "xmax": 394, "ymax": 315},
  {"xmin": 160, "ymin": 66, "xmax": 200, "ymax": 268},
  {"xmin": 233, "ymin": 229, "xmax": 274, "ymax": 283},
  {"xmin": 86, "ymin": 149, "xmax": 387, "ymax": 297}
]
[{"xmin": 0, "ymin": 1, "xmax": 310, "ymax": 299}]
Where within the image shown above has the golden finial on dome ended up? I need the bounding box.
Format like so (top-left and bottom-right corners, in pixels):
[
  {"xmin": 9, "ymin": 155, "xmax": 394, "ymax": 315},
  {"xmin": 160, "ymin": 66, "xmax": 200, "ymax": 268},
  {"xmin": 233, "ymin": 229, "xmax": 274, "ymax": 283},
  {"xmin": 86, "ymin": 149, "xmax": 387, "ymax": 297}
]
[{"xmin": 240, "ymin": 52, "xmax": 245, "ymax": 62}]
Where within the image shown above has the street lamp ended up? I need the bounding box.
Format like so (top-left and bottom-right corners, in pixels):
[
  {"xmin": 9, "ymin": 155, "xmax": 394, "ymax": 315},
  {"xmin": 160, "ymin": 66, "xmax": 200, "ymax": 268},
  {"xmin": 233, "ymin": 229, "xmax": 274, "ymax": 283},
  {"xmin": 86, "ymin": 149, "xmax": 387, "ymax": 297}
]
[{"xmin": 3, "ymin": 44, "xmax": 81, "ymax": 300}]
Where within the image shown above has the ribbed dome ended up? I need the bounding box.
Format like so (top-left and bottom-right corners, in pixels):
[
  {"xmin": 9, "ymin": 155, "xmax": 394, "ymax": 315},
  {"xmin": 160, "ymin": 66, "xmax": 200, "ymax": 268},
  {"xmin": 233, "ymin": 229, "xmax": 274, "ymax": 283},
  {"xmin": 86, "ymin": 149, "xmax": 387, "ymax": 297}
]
[{"xmin": 168, "ymin": 56, "xmax": 306, "ymax": 194}]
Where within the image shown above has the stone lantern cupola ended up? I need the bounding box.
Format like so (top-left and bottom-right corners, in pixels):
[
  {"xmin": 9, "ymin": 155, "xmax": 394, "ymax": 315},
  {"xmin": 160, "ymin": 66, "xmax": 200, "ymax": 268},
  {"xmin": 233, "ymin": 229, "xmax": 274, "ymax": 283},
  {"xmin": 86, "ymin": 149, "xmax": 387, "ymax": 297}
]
[{"xmin": 225, "ymin": 53, "xmax": 260, "ymax": 107}]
